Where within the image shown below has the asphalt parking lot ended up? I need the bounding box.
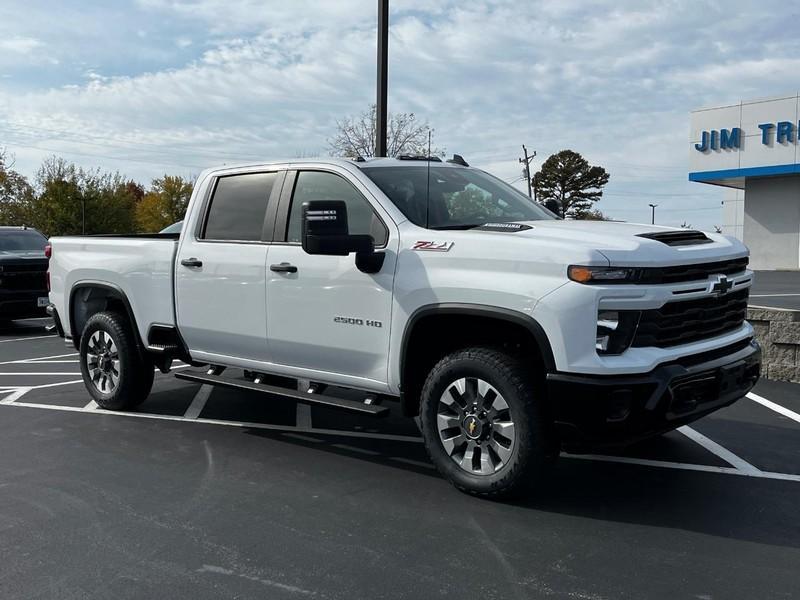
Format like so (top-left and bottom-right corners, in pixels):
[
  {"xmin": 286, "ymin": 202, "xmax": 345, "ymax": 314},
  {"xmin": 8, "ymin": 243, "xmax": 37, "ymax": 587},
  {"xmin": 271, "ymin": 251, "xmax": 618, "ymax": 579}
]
[
  {"xmin": 1, "ymin": 319, "xmax": 799, "ymax": 599},
  {"xmin": 751, "ymin": 270, "xmax": 800, "ymax": 310}
]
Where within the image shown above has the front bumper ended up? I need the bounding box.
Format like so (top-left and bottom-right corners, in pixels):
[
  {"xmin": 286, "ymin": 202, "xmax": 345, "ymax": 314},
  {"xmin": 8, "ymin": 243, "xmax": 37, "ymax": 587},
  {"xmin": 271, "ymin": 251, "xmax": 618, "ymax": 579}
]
[
  {"xmin": 547, "ymin": 338, "xmax": 761, "ymax": 449},
  {"xmin": 0, "ymin": 290, "xmax": 49, "ymax": 319}
]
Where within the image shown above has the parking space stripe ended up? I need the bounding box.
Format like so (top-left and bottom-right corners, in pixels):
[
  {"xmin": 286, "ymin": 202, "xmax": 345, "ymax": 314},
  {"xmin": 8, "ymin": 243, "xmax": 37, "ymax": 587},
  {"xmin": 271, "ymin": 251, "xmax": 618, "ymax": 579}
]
[
  {"xmin": 184, "ymin": 385, "xmax": 213, "ymax": 419},
  {"xmin": 0, "ymin": 388, "xmax": 30, "ymax": 404},
  {"xmin": 677, "ymin": 425, "xmax": 762, "ymax": 474},
  {"xmin": 0, "ymin": 335, "xmax": 57, "ymax": 343},
  {"xmin": 747, "ymin": 392, "xmax": 800, "ymax": 425},
  {"xmin": 565, "ymin": 453, "xmax": 800, "ymax": 482},
  {"xmin": 0, "ymin": 372, "xmax": 80, "ymax": 376},
  {"xmin": 1, "ymin": 400, "xmax": 425, "ymax": 442},
  {"xmin": 0, "ymin": 352, "xmax": 78, "ymax": 365}
]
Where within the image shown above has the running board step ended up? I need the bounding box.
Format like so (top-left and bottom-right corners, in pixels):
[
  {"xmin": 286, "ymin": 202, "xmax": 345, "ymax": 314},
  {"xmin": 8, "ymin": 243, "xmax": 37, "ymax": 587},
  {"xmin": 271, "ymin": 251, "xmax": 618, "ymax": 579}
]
[{"xmin": 174, "ymin": 371, "xmax": 389, "ymax": 417}]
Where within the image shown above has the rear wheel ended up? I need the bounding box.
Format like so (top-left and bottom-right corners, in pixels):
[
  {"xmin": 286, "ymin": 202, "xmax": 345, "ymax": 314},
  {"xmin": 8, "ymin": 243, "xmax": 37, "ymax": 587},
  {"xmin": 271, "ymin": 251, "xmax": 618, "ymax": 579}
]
[
  {"xmin": 420, "ymin": 347, "xmax": 554, "ymax": 499},
  {"xmin": 79, "ymin": 311, "xmax": 154, "ymax": 410}
]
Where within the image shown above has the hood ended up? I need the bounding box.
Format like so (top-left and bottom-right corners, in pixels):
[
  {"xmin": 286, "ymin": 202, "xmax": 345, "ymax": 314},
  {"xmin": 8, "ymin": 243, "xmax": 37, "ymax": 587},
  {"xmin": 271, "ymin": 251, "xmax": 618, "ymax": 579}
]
[{"xmin": 475, "ymin": 220, "xmax": 748, "ymax": 267}]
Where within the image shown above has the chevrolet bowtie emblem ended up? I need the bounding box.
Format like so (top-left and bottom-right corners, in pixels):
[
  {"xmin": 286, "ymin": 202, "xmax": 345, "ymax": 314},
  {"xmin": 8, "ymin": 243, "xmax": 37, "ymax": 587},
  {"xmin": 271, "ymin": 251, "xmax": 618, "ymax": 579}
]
[{"xmin": 710, "ymin": 274, "xmax": 733, "ymax": 296}]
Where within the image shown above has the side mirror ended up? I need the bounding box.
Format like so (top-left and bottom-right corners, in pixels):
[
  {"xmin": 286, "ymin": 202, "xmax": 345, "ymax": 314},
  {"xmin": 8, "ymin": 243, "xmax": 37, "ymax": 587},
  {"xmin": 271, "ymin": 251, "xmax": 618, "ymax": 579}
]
[{"xmin": 302, "ymin": 200, "xmax": 374, "ymax": 256}]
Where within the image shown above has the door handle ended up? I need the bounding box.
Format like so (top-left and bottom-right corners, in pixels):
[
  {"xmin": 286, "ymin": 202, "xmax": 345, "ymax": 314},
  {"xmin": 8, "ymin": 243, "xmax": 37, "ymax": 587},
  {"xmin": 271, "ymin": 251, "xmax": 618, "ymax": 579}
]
[
  {"xmin": 270, "ymin": 262, "xmax": 298, "ymax": 273},
  {"xmin": 181, "ymin": 258, "xmax": 203, "ymax": 268}
]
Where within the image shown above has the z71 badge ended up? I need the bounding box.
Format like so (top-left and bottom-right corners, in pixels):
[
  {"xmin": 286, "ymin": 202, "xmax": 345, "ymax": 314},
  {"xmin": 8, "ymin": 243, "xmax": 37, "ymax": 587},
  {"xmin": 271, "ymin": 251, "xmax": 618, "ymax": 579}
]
[{"xmin": 413, "ymin": 241, "xmax": 454, "ymax": 252}]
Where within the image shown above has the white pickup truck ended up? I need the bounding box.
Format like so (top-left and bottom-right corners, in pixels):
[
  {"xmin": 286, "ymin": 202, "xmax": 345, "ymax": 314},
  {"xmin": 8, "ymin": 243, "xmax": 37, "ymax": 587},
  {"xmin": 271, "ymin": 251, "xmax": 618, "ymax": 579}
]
[{"xmin": 47, "ymin": 156, "xmax": 761, "ymax": 498}]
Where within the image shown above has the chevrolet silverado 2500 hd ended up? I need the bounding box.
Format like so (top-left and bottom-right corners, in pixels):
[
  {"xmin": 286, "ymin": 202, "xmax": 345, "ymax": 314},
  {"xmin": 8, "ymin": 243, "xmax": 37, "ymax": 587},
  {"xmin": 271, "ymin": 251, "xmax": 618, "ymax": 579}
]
[{"xmin": 47, "ymin": 157, "xmax": 761, "ymax": 497}]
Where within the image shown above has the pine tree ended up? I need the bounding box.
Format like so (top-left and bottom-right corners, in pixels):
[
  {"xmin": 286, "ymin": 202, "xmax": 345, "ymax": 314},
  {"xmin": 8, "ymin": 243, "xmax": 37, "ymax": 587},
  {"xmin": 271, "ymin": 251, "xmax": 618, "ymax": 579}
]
[{"xmin": 532, "ymin": 150, "xmax": 609, "ymax": 219}]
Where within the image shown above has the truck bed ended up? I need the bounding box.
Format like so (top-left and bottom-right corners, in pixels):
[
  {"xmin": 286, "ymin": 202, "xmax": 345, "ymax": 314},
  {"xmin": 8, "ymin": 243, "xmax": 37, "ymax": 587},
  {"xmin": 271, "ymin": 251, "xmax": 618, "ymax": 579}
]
[{"xmin": 48, "ymin": 235, "xmax": 179, "ymax": 342}]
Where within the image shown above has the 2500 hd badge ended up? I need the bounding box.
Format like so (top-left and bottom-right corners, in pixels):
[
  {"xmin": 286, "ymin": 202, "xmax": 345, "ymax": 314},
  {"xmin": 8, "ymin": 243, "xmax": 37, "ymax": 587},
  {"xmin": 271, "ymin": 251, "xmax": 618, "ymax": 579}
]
[{"xmin": 334, "ymin": 316, "xmax": 383, "ymax": 328}]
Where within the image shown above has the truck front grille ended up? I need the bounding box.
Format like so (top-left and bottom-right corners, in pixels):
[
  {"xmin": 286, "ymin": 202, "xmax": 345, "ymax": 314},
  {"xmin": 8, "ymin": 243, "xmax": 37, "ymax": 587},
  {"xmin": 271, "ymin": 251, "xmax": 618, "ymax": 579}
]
[
  {"xmin": 632, "ymin": 288, "xmax": 749, "ymax": 348},
  {"xmin": 637, "ymin": 257, "xmax": 748, "ymax": 285},
  {"xmin": 0, "ymin": 263, "xmax": 48, "ymax": 291}
]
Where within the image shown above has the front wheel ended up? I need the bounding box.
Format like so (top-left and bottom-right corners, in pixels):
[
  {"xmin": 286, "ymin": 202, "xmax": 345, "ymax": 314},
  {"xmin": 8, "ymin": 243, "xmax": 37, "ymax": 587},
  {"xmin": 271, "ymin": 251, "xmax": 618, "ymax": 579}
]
[
  {"xmin": 419, "ymin": 347, "xmax": 554, "ymax": 499},
  {"xmin": 79, "ymin": 311, "xmax": 154, "ymax": 410}
]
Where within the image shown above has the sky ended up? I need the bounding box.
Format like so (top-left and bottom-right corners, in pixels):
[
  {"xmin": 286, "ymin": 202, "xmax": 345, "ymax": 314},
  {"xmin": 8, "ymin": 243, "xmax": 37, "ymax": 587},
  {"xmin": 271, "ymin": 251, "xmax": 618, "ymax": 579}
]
[{"xmin": 1, "ymin": 0, "xmax": 799, "ymax": 229}]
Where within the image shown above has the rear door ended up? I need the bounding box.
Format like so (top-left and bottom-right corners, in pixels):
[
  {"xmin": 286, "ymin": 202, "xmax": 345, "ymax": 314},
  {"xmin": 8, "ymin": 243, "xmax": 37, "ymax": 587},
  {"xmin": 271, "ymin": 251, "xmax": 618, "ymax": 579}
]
[
  {"xmin": 176, "ymin": 170, "xmax": 283, "ymax": 362},
  {"xmin": 265, "ymin": 168, "xmax": 397, "ymax": 385}
]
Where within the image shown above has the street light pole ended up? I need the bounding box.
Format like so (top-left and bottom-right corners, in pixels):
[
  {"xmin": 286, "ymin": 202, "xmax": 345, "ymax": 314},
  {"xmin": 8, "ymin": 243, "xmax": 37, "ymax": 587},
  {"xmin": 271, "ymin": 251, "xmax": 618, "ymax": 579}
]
[
  {"xmin": 649, "ymin": 203, "xmax": 658, "ymax": 225},
  {"xmin": 375, "ymin": 0, "xmax": 389, "ymax": 157}
]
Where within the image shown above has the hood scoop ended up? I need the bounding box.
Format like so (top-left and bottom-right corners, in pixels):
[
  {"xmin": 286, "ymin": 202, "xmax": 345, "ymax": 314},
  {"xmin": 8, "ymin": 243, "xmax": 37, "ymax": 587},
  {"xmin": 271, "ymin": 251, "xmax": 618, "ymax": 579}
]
[{"xmin": 637, "ymin": 230, "xmax": 712, "ymax": 247}]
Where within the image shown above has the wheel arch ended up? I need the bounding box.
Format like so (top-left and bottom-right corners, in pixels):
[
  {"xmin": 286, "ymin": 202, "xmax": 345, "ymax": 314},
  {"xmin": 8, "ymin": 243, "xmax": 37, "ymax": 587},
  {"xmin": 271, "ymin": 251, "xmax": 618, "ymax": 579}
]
[
  {"xmin": 398, "ymin": 303, "xmax": 556, "ymax": 417},
  {"xmin": 68, "ymin": 281, "xmax": 144, "ymax": 351}
]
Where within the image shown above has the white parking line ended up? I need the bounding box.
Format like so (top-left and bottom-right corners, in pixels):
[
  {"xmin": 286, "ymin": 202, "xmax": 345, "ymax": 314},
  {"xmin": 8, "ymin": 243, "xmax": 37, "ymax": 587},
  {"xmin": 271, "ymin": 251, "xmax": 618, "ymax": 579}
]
[
  {"xmin": 677, "ymin": 426, "xmax": 761, "ymax": 474},
  {"xmin": 0, "ymin": 372, "xmax": 80, "ymax": 376},
  {"xmin": 565, "ymin": 453, "xmax": 800, "ymax": 483},
  {"xmin": 749, "ymin": 293, "xmax": 800, "ymax": 298},
  {"xmin": 747, "ymin": 392, "xmax": 800, "ymax": 425},
  {"xmin": 1, "ymin": 400, "xmax": 426, "ymax": 443},
  {"xmin": 184, "ymin": 385, "xmax": 213, "ymax": 419},
  {"xmin": 0, "ymin": 334, "xmax": 57, "ymax": 343},
  {"xmin": 0, "ymin": 352, "xmax": 78, "ymax": 366},
  {"xmin": 0, "ymin": 388, "xmax": 30, "ymax": 404}
]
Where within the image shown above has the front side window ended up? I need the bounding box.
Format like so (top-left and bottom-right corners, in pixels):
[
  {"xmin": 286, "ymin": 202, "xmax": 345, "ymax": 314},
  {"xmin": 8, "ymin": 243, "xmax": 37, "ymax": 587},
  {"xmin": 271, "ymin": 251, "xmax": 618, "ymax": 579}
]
[
  {"xmin": 361, "ymin": 166, "xmax": 556, "ymax": 229},
  {"xmin": 286, "ymin": 171, "xmax": 388, "ymax": 245},
  {"xmin": 202, "ymin": 172, "xmax": 277, "ymax": 241}
]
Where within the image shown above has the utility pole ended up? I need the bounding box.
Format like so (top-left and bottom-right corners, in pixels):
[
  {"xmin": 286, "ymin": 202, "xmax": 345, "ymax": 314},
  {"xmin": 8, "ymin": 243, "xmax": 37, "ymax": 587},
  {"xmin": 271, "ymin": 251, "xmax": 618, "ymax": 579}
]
[
  {"xmin": 519, "ymin": 145, "xmax": 536, "ymax": 198},
  {"xmin": 376, "ymin": 0, "xmax": 389, "ymax": 157},
  {"xmin": 649, "ymin": 203, "xmax": 658, "ymax": 225}
]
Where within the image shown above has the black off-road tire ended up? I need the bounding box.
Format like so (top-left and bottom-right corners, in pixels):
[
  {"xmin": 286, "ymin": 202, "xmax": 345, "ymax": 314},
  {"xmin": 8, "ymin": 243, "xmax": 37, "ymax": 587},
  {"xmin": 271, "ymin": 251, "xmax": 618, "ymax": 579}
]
[
  {"xmin": 79, "ymin": 311, "xmax": 154, "ymax": 410},
  {"xmin": 419, "ymin": 347, "xmax": 554, "ymax": 499}
]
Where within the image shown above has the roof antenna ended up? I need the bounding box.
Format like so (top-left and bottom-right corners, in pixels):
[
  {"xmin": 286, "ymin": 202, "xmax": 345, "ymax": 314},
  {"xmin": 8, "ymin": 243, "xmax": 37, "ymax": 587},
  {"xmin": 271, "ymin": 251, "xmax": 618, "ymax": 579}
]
[{"xmin": 425, "ymin": 128, "xmax": 432, "ymax": 229}]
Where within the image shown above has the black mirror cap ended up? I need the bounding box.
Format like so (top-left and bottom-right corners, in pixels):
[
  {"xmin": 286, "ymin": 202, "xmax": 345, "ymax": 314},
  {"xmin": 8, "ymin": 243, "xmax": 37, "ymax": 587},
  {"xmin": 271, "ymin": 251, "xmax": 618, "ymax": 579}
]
[
  {"xmin": 301, "ymin": 200, "xmax": 375, "ymax": 256},
  {"xmin": 304, "ymin": 233, "xmax": 374, "ymax": 256},
  {"xmin": 302, "ymin": 200, "xmax": 349, "ymax": 237}
]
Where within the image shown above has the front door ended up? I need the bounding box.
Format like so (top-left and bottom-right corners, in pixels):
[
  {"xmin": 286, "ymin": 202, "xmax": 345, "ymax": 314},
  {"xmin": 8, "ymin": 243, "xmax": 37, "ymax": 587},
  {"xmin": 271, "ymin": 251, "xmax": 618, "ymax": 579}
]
[
  {"xmin": 176, "ymin": 170, "xmax": 282, "ymax": 362},
  {"xmin": 266, "ymin": 169, "xmax": 396, "ymax": 385}
]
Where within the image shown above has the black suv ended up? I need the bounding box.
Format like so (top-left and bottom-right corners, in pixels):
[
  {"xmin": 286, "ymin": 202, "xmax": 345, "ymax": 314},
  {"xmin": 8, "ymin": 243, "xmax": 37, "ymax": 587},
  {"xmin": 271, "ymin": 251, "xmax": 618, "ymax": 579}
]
[{"xmin": 0, "ymin": 227, "xmax": 49, "ymax": 322}]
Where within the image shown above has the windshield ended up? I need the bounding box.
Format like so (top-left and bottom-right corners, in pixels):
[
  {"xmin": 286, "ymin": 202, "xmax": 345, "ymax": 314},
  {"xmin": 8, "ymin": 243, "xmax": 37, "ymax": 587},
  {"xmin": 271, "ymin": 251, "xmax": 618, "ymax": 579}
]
[
  {"xmin": 0, "ymin": 230, "xmax": 47, "ymax": 252},
  {"xmin": 361, "ymin": 165, "xmax": 556, "ymax": 229}
]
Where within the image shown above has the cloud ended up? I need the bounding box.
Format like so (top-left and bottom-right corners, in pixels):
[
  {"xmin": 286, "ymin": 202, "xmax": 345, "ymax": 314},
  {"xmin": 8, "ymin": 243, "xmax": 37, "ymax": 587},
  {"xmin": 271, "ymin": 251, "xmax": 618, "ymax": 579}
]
[
  {"xmin": 0, "ymin": 36, "xmax": 42, "ymax": 54},
  {"xmin": 1, "ymin": 0, "xmax": 798, "ymax": 229}
]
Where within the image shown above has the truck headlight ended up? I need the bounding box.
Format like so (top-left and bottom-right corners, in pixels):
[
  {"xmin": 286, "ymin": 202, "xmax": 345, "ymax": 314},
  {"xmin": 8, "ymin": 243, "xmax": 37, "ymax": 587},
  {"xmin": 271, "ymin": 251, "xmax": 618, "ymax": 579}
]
[
  {"xmin": 569, "ymin": 265, "xmax": 638, "ymax": 284},
  {"xmin": 596, "ymin": 310, "xmax": 640, "ymax": 355}
]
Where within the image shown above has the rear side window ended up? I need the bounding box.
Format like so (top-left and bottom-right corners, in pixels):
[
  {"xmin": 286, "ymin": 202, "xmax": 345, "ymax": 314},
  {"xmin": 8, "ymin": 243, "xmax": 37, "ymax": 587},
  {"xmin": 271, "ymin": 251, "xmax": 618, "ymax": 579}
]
[{"xmin": 202, "ymin": 172, "xmax": 277, "ymax": 241}]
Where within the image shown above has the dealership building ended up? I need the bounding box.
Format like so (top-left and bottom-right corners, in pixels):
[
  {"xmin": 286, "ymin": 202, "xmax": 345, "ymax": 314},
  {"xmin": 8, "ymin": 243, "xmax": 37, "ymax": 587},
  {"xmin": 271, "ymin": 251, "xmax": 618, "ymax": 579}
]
[{"xmin": 690, "ymin": 93, "xmax": 800, "ymax": 270}]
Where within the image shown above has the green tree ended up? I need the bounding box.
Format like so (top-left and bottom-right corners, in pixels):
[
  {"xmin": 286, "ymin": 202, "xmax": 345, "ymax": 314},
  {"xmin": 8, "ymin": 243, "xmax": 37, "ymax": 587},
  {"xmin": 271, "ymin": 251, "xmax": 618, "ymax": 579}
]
[
  {"xmin": 0, "ymin": 150, "xmax": 35, "ymax": 226},
  {"xmin": 32, "ymin": 156, "xmax": 140, "ymax": 236},
  {"xmin": 135, "ymin": 175, "xmax": 194, "ymax": 232},
  {"xmin": 532, "ymin": 150, "xmax": 609, "ymax": 219}
]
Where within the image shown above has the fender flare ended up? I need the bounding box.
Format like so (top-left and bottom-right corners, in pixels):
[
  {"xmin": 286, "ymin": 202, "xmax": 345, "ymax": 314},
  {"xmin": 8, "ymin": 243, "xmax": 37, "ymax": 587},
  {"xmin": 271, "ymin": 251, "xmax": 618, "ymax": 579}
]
[
  {"xmin": 398, "ymin": 303, "xmax": 557, "ymax": 413},
  {"xmin": 68, "ymin": 281, "xmax": 144, "ymax": 351}
]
